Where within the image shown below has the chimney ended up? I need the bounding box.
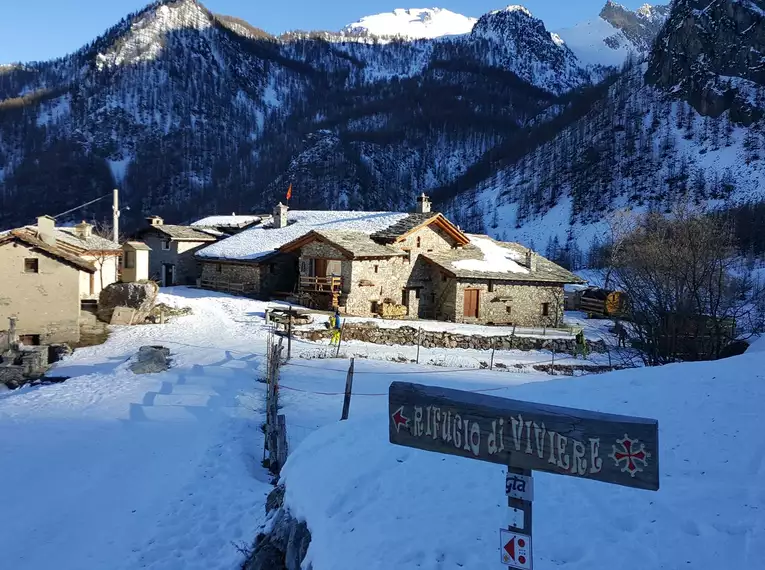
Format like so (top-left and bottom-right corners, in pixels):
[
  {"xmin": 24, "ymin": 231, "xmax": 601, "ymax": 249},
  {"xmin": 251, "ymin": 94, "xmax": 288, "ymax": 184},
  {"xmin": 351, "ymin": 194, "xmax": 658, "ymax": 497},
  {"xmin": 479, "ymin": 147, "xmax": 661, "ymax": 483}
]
[
  {"xmin": 74, "ymin": 221, "xmax": 93, "ymax": 239},
  {"xmin": 36, "ymin": 215, "xmax": 56, "ymax": 246},
  {"xmin": 525, "ymin": 249, "xmax": 537, "ymax": 272},
  {"xmin": 273, "ymin": 202, "xmax": 288, "ymax": 229},
  {"xmin": 146, "ymin": 216, "xmax": 164, "ymax": 227},
  {"xmin": 416, "ymin": 193, "xmax": 431, "ymax": 214}
]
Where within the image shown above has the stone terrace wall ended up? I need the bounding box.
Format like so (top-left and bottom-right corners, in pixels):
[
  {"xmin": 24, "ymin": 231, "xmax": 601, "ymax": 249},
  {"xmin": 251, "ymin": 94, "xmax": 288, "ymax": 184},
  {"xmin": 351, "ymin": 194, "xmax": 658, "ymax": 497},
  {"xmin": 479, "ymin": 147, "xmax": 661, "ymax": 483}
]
[{"xmin": 292, "ymin": 322, "xmax": 606, "ymax": 355}]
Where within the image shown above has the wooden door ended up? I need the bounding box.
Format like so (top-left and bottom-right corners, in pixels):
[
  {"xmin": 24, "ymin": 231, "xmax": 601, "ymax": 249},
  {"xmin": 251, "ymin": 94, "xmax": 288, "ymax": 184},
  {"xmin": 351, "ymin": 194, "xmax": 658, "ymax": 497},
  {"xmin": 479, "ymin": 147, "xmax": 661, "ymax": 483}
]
[
  {"xmin": 315, "ymin": 258, "xmax": 328, "ymax": 277},
  {"xmin": 463, "ymin": 289, "xmax": 479, "ymax": 319}
]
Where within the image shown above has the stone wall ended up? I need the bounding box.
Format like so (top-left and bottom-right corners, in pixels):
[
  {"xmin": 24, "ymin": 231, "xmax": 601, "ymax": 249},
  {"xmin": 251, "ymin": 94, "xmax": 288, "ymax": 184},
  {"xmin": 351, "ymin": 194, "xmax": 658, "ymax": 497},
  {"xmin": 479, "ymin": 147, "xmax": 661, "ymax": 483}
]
[
  {"xmin": 292, "ymin": 322, "xmax": 606, "ymax": 355},
  {"xmin": 397, "ymin": 224, "xmax": 456, "ymax": 253},
  {"xmin": 454, "ymin": 281, "xmax": 565, "ymax": 327},
  {"xmin": 345, "ymin": 256, "xmax": 411, "ymax": 317},
  {"xmin": 200, "ymin": 261, "xmax": 261, "ymax": 294}
]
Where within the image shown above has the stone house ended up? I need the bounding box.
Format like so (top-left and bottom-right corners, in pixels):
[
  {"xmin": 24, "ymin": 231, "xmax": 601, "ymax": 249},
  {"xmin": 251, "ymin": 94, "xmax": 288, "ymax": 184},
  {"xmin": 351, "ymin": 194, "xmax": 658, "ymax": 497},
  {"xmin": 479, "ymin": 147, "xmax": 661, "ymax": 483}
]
[
  {"xmin": 196, "ymin": 204, "xmax": 408, "ymax": 297},
  {"xmin": 197, "ymin": 196, "xmax": 583, "ymax": 326},
  {"xmin": 137, "ymin": 216, "xmax": 219, "ymax": 286},
  {"xmin": 0, "ymin": 227, "xmax": 97, "ymax": 344}
]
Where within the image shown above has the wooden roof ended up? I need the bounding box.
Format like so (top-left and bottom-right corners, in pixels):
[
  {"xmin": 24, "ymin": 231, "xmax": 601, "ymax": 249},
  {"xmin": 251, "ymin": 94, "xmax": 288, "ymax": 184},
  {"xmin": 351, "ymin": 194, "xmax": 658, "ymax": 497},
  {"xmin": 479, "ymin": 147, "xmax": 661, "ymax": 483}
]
[{"xmin": 0, "ymin": 231, "xmax": 97, "ymax": 273}]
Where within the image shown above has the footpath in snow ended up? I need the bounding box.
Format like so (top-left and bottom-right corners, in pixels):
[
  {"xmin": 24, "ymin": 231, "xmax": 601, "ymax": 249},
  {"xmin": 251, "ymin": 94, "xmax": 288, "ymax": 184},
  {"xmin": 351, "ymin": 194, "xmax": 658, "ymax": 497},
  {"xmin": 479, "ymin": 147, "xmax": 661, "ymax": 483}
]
[{"xmin": 0, "ymin": 289, "xmax": 277, "ymax": 570}]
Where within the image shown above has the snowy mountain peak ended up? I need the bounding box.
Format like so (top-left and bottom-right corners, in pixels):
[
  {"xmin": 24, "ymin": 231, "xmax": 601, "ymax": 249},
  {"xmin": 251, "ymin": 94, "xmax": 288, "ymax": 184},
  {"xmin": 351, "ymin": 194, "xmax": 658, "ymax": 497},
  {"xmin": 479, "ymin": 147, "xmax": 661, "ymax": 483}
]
[
  {"xmin": 554, "ymin": 1, "xmax": 668, "ymax": 68},
  {"xmin": 95, "ymin": 0, "xmax": 214, "ymax": 69},
  {"xmin": 341, "ymin": 7, "xmax": 477, "ymax": 39},
  {"xmin": 498, "ymin": 5, "xmax": 533, "ymax": 17}
]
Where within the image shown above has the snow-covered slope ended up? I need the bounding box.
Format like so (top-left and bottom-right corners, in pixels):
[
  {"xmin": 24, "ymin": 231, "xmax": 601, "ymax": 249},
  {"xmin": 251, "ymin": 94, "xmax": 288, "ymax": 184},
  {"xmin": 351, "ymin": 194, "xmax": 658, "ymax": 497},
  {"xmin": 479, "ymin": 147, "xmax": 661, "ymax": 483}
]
[
  {"xmin": 556, "ymin": 2, "xmax": 670, "ymax": 68},
  {"xmin": 341, "ymin": 8, "xmax": 476, "ymax": 39},
  {"xmin": 279, "ymin": 336, "xmax": 765, "ymax": 569}
]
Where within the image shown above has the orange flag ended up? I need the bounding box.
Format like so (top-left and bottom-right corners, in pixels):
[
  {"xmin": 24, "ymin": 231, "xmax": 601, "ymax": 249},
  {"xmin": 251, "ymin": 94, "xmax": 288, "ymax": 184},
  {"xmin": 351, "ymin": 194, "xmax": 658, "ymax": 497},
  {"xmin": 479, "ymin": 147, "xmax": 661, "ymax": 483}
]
[{"xmin": 286, "ymin": 184, "xmax": 292, "ymax": 201}]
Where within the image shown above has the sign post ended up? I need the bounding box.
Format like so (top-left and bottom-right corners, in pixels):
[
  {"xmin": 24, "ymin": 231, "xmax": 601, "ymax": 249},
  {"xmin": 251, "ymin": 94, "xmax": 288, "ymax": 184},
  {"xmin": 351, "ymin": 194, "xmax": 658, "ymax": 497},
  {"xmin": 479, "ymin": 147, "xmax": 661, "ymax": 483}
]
[{"xmin": 388, "ymin": 381, "xmax": 659, "ymax": 568}]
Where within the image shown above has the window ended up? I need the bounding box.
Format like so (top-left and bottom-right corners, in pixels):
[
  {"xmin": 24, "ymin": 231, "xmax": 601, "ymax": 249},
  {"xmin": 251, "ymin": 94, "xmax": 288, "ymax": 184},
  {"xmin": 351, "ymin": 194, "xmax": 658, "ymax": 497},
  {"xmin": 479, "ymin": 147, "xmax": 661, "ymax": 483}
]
[
  {"xmin": 24, "ymin": 258, "xmax": 39, "ymax": 273},
  {"xmin": 542, "ymin": 302, "xmax": 550, "ymax": 317},
  {"xmin": 124, "ymin": 251, "xmax": 135, "ymax": 269},
  {"xmin": 269, "ymin": 264, "xmax": 276, "ymax": 274},
  {"xmin": 371, "ymin": 301, "xmax": 379, "ymax": 314},
  {"xmin": 374, "ymin": 264, "xmax": 379, "ymax": 274},
  {"xmin": 506, "ymin": 306, "xmax": 512, "ymax": 314},
  {"xmin": 442, "ymin": 273, "xmax": 447, "ymax": 282},
  {"xmin": 415, "ymin": 288, "xmax": 421, "ymax": 299},
  {"xmin": 488, "ymin": 281, "xmax": 494, "ymax": 293},
  {"xmin": 215, "ymin": 263, "xmax": 222, "ymax": 273},
  {"xmin": 18, "ymin": 334, "xmax": 40, "ymax": 346},
  {"xmin": 416, "ymin": 236, "xmax": 422, "ymax": 248},
  {"xmin": 161, "ymin": 240, "xmax": 171, "ymax": 250}
]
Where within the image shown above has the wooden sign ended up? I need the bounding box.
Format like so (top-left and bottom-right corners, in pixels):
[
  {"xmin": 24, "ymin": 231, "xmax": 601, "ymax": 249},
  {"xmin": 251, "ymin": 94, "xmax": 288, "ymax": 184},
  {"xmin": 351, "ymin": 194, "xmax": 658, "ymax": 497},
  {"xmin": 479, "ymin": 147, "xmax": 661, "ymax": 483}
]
[{"xmin": 389, "ymin": 382, "xmax": 659, "ymax": 491}]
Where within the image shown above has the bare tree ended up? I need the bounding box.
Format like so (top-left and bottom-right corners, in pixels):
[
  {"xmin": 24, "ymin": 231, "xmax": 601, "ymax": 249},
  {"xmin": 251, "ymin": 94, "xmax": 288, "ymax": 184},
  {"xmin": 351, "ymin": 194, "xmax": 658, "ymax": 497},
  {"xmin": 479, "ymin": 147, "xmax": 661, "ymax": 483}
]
[
  {"xmin": 91, "ymin": 220, "xmax": 125, "ymax": 291},
  {"xmin": 611, "ymin": 204, "xmax": 764, "ymax": 364}
]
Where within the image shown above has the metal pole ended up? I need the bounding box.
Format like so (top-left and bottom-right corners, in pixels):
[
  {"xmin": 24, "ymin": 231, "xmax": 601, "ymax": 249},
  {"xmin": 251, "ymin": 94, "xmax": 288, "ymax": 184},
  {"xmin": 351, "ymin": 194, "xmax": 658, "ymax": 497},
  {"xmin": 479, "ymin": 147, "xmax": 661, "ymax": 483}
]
[{"xmin": 112, "ymin": 189, "xmax": 120, "ymax": 244}]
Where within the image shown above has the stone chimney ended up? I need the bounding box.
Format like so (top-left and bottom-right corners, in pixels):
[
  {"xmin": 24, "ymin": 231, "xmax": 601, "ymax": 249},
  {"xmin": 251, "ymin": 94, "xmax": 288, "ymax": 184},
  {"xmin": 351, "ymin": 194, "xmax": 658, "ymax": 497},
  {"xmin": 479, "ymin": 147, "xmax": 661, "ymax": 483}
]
[
  {"xmin": 74, "ymin": 221, "xmax": 93, "ymax": 239},
  {"xmin": 36, "ymin": 215, "xmax": 56, "ymax": 246},
  {"xmin": 146, "ymin": 216, "xmax": 164, "ymax": 227},
  {"xmin": 273, "ymin": 202, "xmax": 288, "ymax": 229},
  {"xmin": 416, "ymin": 193, "xmax": 431, "ymax": 214},
  {"xmin": 525, "ymin": 249, "xmax": 537, "ymax": 272}
]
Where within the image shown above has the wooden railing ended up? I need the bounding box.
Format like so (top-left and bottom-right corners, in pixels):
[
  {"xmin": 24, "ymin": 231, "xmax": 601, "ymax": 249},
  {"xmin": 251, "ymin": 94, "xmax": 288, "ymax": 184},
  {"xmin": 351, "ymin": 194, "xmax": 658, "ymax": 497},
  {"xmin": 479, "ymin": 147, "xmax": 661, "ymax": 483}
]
[{"xmin": 300, "ymin": 275, "xmax": 343, "ymax": 292}]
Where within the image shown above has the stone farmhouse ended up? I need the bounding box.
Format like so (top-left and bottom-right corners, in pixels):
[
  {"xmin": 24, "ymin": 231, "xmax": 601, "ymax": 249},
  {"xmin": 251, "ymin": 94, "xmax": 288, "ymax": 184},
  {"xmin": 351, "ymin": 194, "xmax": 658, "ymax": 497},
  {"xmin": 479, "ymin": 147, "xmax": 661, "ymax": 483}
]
[
  {"xmin": 137, "ymin": 215, "xmax": 261, "ymax": 287},
  {"xmin": 197, "ymin": 196, "xmax": 583, "ymax": 326},
  {"xmin": 0, "ymin": 216, "xmax": 121, "ymax": 344}
]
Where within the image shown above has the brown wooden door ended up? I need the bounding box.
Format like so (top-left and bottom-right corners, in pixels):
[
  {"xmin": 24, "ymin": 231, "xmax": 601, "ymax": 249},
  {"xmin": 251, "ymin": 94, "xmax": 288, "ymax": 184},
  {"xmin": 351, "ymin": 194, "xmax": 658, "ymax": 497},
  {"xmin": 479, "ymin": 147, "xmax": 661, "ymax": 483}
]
[
  {"xmin": 463, "ymin": 289, "xmax": 479, "ymax": 319},
  {"xmin": 315, "ymin": 259, "xmax": 328, "ymax": 277}
]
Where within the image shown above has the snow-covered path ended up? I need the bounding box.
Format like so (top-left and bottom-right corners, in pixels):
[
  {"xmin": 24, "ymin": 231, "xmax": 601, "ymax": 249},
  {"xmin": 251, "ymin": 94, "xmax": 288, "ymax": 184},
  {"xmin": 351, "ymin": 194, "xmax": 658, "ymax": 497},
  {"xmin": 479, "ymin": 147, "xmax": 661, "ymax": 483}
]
[{"xmin": 0, "ymin": 289, "xmax": 278, "ymax": 570}]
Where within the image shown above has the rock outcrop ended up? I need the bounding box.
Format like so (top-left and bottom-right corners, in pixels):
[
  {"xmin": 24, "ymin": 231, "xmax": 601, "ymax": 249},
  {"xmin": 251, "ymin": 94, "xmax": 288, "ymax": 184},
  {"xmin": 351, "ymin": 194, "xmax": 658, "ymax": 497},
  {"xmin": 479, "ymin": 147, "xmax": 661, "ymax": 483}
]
[
  {"xmin": 646, "ymin": 0, "xmax": 765, "ymax": 123},
  {"xmin": 97, "ymin": 281, "xmax": 159, "ymax": 324},
  {"xmin": 130, "ymin": 345, "xmax": 171, "ymax": 374},
  {"xmin": 244, "ymin": 485, "xmax": 312, "ymax": 570}
]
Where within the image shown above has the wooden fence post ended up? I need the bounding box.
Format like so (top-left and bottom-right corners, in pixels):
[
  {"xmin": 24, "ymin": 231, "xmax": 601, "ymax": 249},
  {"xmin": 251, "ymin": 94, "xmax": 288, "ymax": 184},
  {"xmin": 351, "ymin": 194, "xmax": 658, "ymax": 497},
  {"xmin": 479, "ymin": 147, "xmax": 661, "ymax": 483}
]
[
  {"xmin": 341, "ymin": 358, "xmax": 355, "ymax": 421},
  {"xmin": 416, "ymin": 328, "xmax": 422, "ymax": 364},
  {"xmin": 276, "ymin": 414, "xmax": 288, "ymax": 470},
  {"xmin": 550, "ymin": 349, "xmax": 556, "ymax": 376},
  {"xmin": 287, "ymin": 305, "xmax": 292, "ymax": 361},
  {"xmin": 490, "ymin": 338, "xmax": 496, "ymax": 370}
]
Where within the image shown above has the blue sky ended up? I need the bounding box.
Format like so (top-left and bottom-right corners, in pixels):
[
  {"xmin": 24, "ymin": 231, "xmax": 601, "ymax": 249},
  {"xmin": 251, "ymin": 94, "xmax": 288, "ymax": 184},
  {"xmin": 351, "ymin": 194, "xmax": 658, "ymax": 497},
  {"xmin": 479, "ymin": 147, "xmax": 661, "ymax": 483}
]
[{"xmin": 0, "ymin": 0, "xmax": 649, "ymax": 63}]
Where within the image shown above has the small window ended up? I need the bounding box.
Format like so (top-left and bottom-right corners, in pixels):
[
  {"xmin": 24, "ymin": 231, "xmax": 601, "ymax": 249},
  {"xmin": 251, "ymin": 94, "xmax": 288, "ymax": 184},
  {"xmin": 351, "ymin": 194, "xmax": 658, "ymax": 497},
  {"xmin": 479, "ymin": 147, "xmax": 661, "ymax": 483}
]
[
  {"xmin": 442, "ymin": 273, "xmax": 447, "ymax": 282},
  {"xmin": 24, "ymin": 258, "xmax": 39, "ymax": 273},
  {"xmin": 374, "ymin": 264, "xmax": 379, "ymax": 274},
  {"xmin": 506, "ymin": 306, "xmax": 512, "ymax": 314},
  {"xmin": 371, "ymin": 301, "xmax": 379, "ymax": 314},
  {"xmin": 416, "ymin": 236, "xmax": 422, "ymax": 248},
  {"xmin": 18, "ymin": 334, "xmax": 40, "ymax": 346},
  {"xmin": 488, "ymin": 281, "xmax": 494, "ymax": 293},
  {"xmin": 161, "ymin": 240, "xmax": 171, "ymax": 250},
  {"xmin": 415, "ymin": 288, "xmax": 421, "ymax": 299},
  {"xmin": 542, "ymin": 302, "xmax": 550, "ymax": 317},
  {"xmin": 124, "ymin": 251, "xmax": 135, "ymax": 269},
  {"xmin": 215, "ymin": 263, "xmax": 222, "ymax": 273},
  {"xmin": 269, "ymin": 264, "xmax": 276, "ymax": 274}
]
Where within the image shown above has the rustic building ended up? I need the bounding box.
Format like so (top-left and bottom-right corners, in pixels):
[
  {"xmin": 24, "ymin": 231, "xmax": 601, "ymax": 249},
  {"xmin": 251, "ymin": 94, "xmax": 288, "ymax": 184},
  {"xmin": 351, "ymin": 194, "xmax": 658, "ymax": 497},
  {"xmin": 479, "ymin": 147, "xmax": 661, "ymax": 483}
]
[
  {"xmin": 196, "ymin": 195, "xmax": 583, "ymax": 326},
  {"xmin": 0, "ymin": 229, "xmax": 97, "ymax": 344},
  {"xmin": 137, "ymin": 216, "xmax": 218, "ymax": 286}
]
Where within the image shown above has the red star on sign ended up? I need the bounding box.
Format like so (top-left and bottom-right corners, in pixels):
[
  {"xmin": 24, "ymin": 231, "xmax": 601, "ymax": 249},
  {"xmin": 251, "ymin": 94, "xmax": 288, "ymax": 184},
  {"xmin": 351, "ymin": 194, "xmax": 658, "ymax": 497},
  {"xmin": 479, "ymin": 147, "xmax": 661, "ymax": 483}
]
[{"xmin": 610, "ymin": 434, "xmax": 651, "ymax": 477}]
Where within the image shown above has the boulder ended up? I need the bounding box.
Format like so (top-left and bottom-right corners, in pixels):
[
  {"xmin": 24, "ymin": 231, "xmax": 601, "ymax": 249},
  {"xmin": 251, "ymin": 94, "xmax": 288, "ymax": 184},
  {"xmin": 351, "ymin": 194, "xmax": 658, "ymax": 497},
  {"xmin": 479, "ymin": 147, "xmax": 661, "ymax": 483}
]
[
  {"xmin": 130, "ymin": 345, "xmax": 171, "ymax": 375},
  {"xmin": 97, "ymin": 282, "xmax": 158, "ymax": 324}
]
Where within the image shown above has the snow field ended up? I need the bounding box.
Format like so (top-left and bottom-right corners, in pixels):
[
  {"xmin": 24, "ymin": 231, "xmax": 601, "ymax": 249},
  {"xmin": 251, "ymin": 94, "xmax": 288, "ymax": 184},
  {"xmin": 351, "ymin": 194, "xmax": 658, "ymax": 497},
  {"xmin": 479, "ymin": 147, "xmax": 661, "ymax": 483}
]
[{"xmin": 280, "ymin": 353, "xmax": 765, "ymax": 569}]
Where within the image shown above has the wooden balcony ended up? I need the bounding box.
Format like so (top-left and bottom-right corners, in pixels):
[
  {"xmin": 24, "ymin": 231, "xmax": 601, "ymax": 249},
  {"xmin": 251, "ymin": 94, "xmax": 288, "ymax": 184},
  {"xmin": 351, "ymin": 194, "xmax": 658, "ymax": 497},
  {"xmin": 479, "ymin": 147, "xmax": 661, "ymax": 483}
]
[{"xmin": 300, "ymin": 275, "xmax": 343, "ymax": 292}]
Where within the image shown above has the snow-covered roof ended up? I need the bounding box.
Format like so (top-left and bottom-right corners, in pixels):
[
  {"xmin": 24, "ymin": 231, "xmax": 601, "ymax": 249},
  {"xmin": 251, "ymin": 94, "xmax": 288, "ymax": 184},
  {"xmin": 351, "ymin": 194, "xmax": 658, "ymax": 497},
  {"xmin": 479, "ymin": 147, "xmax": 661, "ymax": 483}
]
[
  {"xmin": 191, "ymin": 215, "xmax": 262, "ymax": 229},
  {"xmin": 197, "ymin": 210, "xmax": 409, "ymax": 262},
  {"xmin": 452, "ymin": 235, "xmax": 529, "ymax": 274}
]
